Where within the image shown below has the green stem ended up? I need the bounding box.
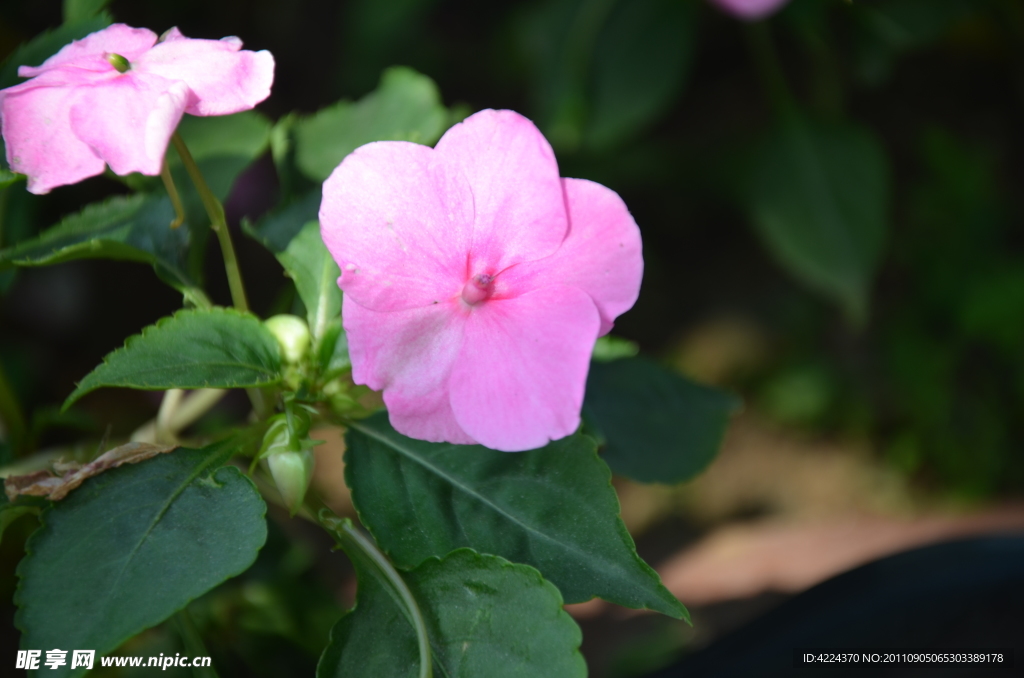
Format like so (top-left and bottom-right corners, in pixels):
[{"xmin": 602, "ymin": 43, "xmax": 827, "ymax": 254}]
[
  {"xmin": 320, "ymin": 512, "xmax": 433, "ymax": 678},
  {"xmin": 0, "ymin": 358, "xmax": 27, "ymax": 454},
  {"xmin": 160, "ymin": 158, "xmax": 186, "ymax": 229},
  {"xmin": 172, "ymin": 608, "xmax": 220, "ymax": 678},
  {"xmin": 744, "ymin": 22, "xmax": 799, "ymax": 122},
  {"xmin": 171, "ymin": 133, "xmax": 249, "ymax": 312}
]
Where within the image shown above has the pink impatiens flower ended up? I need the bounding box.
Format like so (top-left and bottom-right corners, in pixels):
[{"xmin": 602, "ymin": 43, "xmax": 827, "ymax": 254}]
[
  {"xmin": 710, "ymin": 0, "xmax": 791, "ymax": 21},
  {"xmin": 320, "ymin": 109, "xmax": 643, "ymax": 452},
  {"xmin": 0, "ymin": 23, "xmax": 274, "ymax": 194}
]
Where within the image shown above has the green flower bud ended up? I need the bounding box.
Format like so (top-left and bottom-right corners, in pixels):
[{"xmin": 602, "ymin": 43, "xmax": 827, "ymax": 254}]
[
  {"xmin": 265, "ymin": 314, "xmax": 311, "ymax": 364},
  {"xmin": 106, "ymin": 53, "xmax": 131, "ymax": 73},
  {"xmin": 267, "ymin": 448, "xmax": 315, "ymax": 516}
]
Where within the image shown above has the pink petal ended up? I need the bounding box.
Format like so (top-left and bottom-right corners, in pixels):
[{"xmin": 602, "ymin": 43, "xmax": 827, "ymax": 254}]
[
  {"xmin": 135, "ymin": 34, "xmax": 274, "ymax": 116},
  {"xmin": 449, "ymin": 286, "xmax": 600, "ymax": 451},
  {"xmin": 710, "ymin": 0, "xmax": 791, "ymax": 21},
  {"xmin": 343, "ymin": 295, "xmax": 476, "ymax": 444},
  {"xmin": 19, "ymin": 24, "xmax": 157, "ymax": 77},
  {"xmin": 434, "ymin": 109, "xmax": 567, "ymax": 274},
  {"xmin": 320, "ymin": 141, "xmax": 475, "ymax": 312},
  {"xmin": 1, "ymin": 85, "xmax": 105, "ymax": 194},
  {"xmin": 69, "ymin": 72, "xmax": 189, "ymax": 176},
  {"xmin": 499, "ymin": 178, "xmax": 643, "ymax": 336}
]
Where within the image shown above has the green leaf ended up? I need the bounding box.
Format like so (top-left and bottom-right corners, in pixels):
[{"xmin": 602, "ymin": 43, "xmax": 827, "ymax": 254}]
[
  {"xmin": 63, "ymin": 0, "xmax": 111, "ymax": 23},
  {"xmin": 295, "ymin": 67, "xmax": 449, "ymax": 181},
  {"xmin": 0, "ymin": 494, "xmax": 45, "ymax": 548},
  {"xmin": 585, "ymin": 0, "xmax": 695, "ymax": 151},
  {"xmin": 344, "ymin": 414, "xmax": 687, "ymax": 619},
  {"xmin": 583, "ymin": 356, "xmax": 739, "ymax": 484},
  {"xmin": 318, "ymin": 523, "xmax": 585, "ymax": 678},
  {"xmin": 744, "ymin": 117, "xmax": 891, "ymax": 322},
  {"xmin": 591, "ymin": 335, "xmax": 639, "ymax": 362},
  {"xmin": 15, "ymin": 439, "xmax": 267, "ymax": 678},
  {"xmin": 0, "ymin": 169, "xmax": 24, "ymax": 189},
  {"xmin": 0, "ymin": 193, "xmax": 198, "ymax": 293},
  {"xmin": 276, "ymin": 221, "xmax": 341, "ymax": 341},
  {"xmin": 244, "ymin": 189, "xmax": 321, "ymax": 254},
  {"xmin": 0, "ymin": 14, "xmax": 111, "ymax": 92},
  {"xmin": 64, "ymin": 307, "xmax": 282, "ymax": 408}
]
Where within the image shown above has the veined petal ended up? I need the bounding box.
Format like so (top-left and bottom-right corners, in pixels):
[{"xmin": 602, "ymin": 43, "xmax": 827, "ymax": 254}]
[
  {"xmin": 136, "ymin": 34, "xmax": 274, "ymax": 116},
  {"xmin": 499, "ymin": 178, "xmax": 643, "ymax": 335},
  {"xmin": 19, "ymin": 24, "xmax": 157, "ymax": 77},
  {"xmin": 320, "ymin": 141, "xmax": 475, "ymax": 312},
  {"xmin": 69, "ymin": 72, "xmax": 189, "ymax": 177},
  {"xmin": 434, "ymin": 109, "xmax": 567, "ymax": 273},
  {"xmin": 343, "ymin": 296, "xmax": 476, "ymax": 444},
  {"xmin": 1, "ymin": 85, "xmax": 104, "ymax": 194},
  {"xmin": 449, "ymin": 286, "xmax": 600, "ymax": 452}
]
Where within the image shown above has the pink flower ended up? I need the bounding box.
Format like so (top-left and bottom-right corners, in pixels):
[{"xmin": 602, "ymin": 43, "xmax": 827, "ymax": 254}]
[
  {"xmin": 320, "ymin": 110, "xmax": 643, "ymax": 452},
  {"xmin": 0, "ymin": 24, "xmax": 274, "ymax": 194},
  {"xmin": 710, "ymin": 0, "xmax": 791, "ymax": 21}
]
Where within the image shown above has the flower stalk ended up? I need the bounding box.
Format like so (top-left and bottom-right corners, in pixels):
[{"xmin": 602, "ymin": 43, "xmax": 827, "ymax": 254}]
[
  {"xmin": 159, "ymin": 158, "xmax": 186, "ymax": 229},
  {"xmin": 172, "ymin": 132, "xmax": 249, "ymax": 312}
]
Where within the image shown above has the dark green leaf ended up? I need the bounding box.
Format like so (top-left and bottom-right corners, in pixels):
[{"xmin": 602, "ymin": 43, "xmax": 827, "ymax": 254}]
[
  {"xmin": 584, "ymin": 356, "xmax": 739, "ymax": 484},
  {"xmin": 0, "ymin": 494, "xmax": 46, "ymax": 548},
  {"xmin": 244, "ymin": 189, "xmax": 321, "ymax": 254},
  {"xmin": 318, "ymin": 529, "xmax": 586, "ymax": 678},
  {"xmin": 15, "ymin": 439, "xmax": 267, "ymax": 678},
  {"xmin": 344, "ymin": 414, "xmax": 687, "ymax": 618},
  {"xmin": 64, "ymin": 307, "xmax": 282, "ymax": 408},
  {"xmin": 0, "ymin": 193, "xmax": 198, "ymax": 294},
  {"xmin": 63, "ymin": 0, "xmax": 111, "ymax": 23},
  {"xmin": 744, "ymin": 117, "xmax": 890, "ymax": 322},
  {"xmin": 276, "ymin": 221, "xmax": 341, "ymax": 341},
  {"xmin": 585, "ymin": 0, "xmax": 695, "ymax": 151},
  {"xmin": 295, "ymin": 67, "xmax": 449, "ymax": 181},
  {"xmin": 317, "ymin": 320, "xmax": 351, "ymax": 380},
  {"xmin": 0, "ymin": 169, "xmax": 24, "ymax": 189}
]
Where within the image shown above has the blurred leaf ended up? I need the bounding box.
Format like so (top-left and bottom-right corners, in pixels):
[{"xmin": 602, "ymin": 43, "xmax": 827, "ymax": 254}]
[
  {"xmin": 592, "ymin": 335, "xmax": 639, "ymax": 362},
  {"xmin": 583, "ymin": 356, "xmax": 739, "ymax": 484},
  {"xmin": 64, "ymin": 308, "xmax": 282, "ymax": 408},
  {"xmin": 294, "ymin": 67, "xmax": 448, "ymax": 181},
  {"xmin": 276, "ymin": 221, "xmax": 341, "ymax": 341},
  {"xmin": 850, "ymin": 0, "xmax": 978, "ymax": 85},
  {"xmin": 344, "ymin": 413, "xmax": 687, "ymax": 618},
  {"xmin": 318, "ymin": 531, "xmax": 586, "ymax": 678},
  {"xmin": 16, "ymin": 439, "xmax": 267, "ymax": 678},
  {"xmin": 585, "ymin": 0, "xmax": 695, "ymax": 151},
  {"xmin": 0, "ymin": 193, "xmax": 199, "ymax": 294},
  {"xmin": 744, "ymin": 117, "xmax": 890, "ymax": 322},
  {"xmin": 63, "ymin": 0, "xmax": 111, "ymax": 23},
  {"xmin": 959, "ymin": 267, "xmax": 1024, "ymax": 354},
  {"xmin": 0, "ymin": 169, "xmax": 24, "ymax": 189},
  {"xmin": 175, "ymin": 111, "xmax": 273, "ymax": 165},
  {"xmin": 245, "ymin": 189, "xmax": 321, "ymax": 253}
]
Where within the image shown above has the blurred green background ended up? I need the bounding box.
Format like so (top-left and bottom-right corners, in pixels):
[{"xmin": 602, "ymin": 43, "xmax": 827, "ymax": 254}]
[{"xmin": 2, "ymin": 0, "xmax": 1024, "ymax": 675}]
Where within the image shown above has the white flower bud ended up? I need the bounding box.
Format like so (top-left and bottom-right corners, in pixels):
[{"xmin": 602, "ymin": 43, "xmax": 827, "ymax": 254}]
[
  {"xmin": 267, "ymin": 448, "xmax": 315, "ymax": 516},
  {"xmin": 265, "ymin": 314, "xmax": 311, "ymax": 364}
]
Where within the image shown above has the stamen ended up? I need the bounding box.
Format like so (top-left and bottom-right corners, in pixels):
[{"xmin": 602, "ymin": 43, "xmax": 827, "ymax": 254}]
[
  {"xmin": 461, "ymin": 273, "xmax": 494, "ymax": 306},
  {"xmin": 106, "ymin": 53, "xmax": 131, "ymax": 73}
]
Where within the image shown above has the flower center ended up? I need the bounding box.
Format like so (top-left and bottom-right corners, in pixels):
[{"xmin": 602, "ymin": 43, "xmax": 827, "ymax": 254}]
[
  {"xmin": 460, "ymin": 274, "xmax": 494, "ymax": 306},
  {"xmin": 106, "ymin": 53, "xmax": 131, "ymax": 73}
]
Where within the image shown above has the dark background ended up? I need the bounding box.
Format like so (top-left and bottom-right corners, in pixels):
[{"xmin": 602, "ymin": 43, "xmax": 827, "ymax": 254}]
[{"xmin": 2, "ymin": 0, "xmax": 1024, "ymax": 675}]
